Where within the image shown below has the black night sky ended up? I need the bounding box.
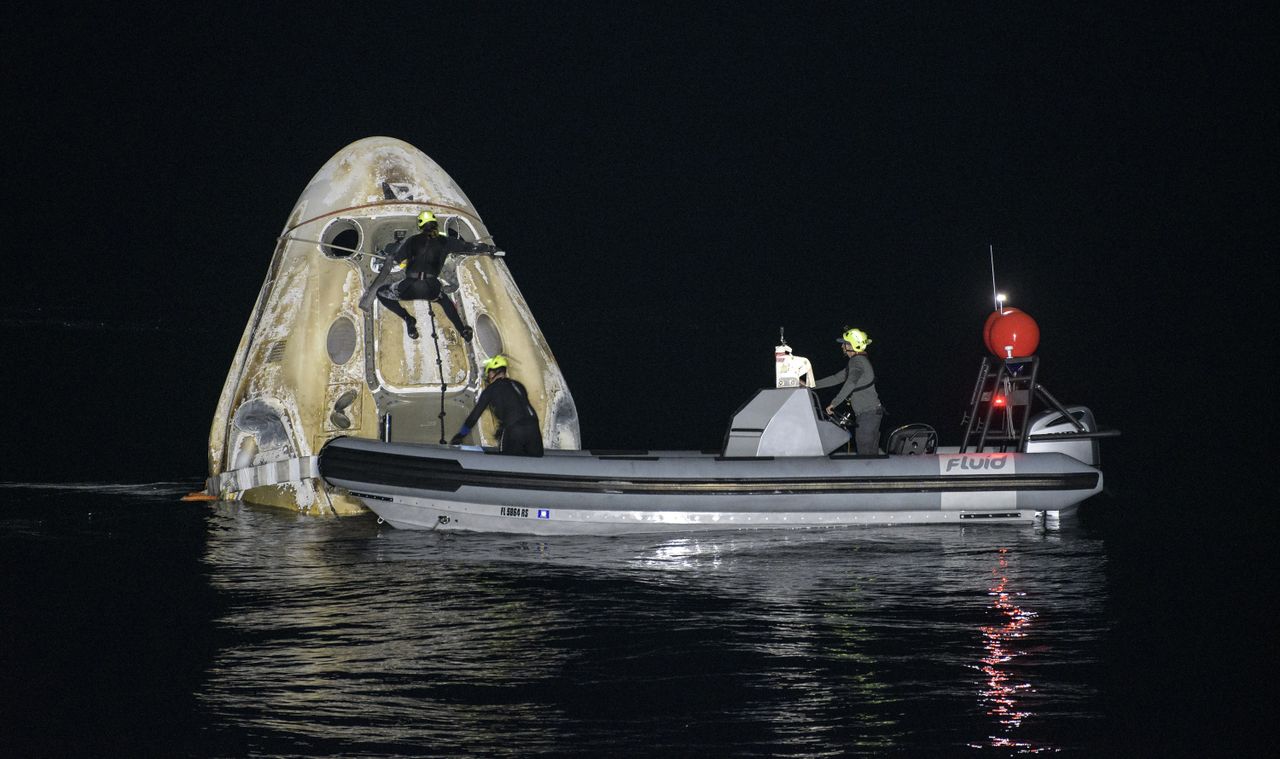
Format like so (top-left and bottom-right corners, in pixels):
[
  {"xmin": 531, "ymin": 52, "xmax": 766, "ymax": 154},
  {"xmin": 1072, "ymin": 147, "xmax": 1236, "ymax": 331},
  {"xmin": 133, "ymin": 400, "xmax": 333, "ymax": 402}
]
[{"xmin": 6, "ymin": 3, "xmax": 1274, "ymax": 491}]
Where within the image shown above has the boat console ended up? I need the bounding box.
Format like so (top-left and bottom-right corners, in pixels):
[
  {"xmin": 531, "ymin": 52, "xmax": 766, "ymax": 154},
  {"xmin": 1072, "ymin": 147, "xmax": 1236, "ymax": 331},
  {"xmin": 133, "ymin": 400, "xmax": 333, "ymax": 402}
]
[{"xmin": 722, "ymin": 388, "xmax": 851, "ymax": 457}]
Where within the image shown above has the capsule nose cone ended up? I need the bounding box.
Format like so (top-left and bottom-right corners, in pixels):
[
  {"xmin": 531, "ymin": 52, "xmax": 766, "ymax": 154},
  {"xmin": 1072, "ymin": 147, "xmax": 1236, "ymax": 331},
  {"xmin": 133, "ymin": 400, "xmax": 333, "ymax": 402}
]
[{"xmin": 287, "ymin": 137, "xmax": 484, "ymax": 234}]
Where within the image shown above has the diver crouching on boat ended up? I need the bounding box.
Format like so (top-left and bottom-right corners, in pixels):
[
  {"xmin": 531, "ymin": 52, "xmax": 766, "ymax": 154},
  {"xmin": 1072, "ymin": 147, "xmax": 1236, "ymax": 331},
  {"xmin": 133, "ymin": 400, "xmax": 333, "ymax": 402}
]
[
  {"xmin": 371, "ymin": 210, "xmax": 498, "ymax": 340},
  {"xmin": 815, "ymin": 328, "xmax": 884, "ymax": 455},
  {"xmin": 450, "ymin": 355, "xmax": 544, "ymax": 456}
]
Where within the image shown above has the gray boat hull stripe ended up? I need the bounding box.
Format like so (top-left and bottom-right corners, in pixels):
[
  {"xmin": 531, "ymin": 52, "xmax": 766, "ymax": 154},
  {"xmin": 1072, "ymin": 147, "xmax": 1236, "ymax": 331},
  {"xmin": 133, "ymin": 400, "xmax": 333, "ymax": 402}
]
[{"xmin": 319, "ymin": 446, "xmax": 1099, "ymax": 496}]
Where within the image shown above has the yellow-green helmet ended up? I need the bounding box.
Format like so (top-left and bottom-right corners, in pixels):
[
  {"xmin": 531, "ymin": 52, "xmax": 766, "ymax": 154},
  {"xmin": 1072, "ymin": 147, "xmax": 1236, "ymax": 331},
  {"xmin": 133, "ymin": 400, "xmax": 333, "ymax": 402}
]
[
  {"xmin": 416, "ymin": 210, "xmax": 438, "ymax": 229},
  {"xmin": 483, "ymin": 355, "xmax": 509, "ymax": 372},
  {"xmin": 838, "ymin": 328, "xmax": 872, "ymax": 352}
]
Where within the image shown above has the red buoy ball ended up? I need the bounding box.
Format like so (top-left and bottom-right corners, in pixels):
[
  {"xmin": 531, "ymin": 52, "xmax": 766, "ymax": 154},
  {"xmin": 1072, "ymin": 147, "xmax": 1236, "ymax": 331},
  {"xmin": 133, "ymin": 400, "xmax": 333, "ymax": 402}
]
[
  {"xmin": 988, "ymin": 309, "xmax": 1040, "ymax": 357},
  {"xmin": 983, "ymin": 308, "xmax": 1021, "ymax": 354}
]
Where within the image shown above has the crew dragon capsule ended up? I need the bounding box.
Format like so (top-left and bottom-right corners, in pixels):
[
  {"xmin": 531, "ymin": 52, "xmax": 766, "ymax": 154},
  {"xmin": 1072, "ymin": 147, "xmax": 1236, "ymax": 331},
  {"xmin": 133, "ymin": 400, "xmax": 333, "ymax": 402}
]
[{"xmin": 206, "ymin": 137, "xmax": 581, "ymax": 515}]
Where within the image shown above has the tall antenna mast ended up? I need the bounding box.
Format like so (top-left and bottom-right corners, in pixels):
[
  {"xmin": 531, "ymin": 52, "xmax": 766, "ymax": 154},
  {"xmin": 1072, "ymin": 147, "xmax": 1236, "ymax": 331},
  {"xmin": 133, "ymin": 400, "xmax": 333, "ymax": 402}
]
[{"xmin": 989, "ymin": 244, "xmax": 999, "ymax": 312}]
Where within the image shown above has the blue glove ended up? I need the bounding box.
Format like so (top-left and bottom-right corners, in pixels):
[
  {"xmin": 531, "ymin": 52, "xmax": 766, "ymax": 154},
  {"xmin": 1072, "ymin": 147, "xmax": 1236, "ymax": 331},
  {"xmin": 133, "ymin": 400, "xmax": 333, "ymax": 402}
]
[{"xmin": 450, "ymin": 425, "xmax": 471, "ymax": 445}]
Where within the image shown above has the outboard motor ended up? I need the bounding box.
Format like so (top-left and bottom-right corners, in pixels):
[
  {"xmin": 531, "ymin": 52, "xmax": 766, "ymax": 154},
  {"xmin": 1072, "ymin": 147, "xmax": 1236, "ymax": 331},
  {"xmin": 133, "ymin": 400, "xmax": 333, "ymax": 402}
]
[{"xmin": 1025, "ymin": 406, "xmax": 1100, "ymax": 466}]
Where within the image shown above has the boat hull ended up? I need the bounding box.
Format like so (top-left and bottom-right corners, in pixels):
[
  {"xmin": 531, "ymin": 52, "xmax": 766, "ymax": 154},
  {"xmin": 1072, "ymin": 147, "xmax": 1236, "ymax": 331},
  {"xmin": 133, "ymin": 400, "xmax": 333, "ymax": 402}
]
[{"xmin": 319, "ymin": 437, "xmax": 1103, "ymax": 535}]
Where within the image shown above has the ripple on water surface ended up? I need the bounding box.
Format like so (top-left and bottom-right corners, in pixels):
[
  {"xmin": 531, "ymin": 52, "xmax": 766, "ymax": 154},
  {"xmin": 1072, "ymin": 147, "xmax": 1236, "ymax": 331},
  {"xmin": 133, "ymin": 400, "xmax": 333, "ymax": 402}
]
[{"xmin": 196, "ymin": 502, "xmax": 1108, "ymax": 756}]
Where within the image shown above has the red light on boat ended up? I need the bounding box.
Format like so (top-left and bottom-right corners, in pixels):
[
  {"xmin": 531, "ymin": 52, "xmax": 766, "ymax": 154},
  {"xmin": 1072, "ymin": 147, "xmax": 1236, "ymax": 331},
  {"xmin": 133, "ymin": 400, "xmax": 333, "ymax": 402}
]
[{"xmin": 993, "ymin": 395, "xmax": 1007, "ymax": 407}]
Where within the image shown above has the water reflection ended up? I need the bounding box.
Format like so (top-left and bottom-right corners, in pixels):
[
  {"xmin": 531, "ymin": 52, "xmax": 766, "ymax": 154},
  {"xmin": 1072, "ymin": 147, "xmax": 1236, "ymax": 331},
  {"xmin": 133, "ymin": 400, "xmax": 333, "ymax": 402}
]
[
  {"xmin": 198, "ymin": 504, "xmax": 1107, "ymax": 756},
  {"xmin": 971, "ymin": 546, "xmax": 1044, "ymax": 753}
]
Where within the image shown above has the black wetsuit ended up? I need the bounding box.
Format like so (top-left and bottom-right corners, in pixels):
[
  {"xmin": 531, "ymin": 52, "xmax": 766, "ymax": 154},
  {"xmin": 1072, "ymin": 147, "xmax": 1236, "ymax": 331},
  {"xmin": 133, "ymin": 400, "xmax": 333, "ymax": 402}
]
[
  {"xmin": 456, "ymin": 377, "xmax": 544, "ymax": 456},
  {"xmin": 375, "ymin": 230, "xmax": 496, "ymax": 334}
]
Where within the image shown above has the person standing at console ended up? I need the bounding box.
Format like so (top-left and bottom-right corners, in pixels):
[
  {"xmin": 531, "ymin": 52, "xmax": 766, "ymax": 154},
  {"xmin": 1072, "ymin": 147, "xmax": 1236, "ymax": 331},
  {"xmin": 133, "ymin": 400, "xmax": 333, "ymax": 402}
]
[{"xmin": 815, "ymin": 328, "xmax": 884, "ymax": 455}]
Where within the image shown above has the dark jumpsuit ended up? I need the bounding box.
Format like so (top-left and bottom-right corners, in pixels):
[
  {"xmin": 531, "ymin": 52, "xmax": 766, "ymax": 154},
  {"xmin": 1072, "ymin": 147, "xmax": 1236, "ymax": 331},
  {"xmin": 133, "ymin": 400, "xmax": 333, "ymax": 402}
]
[
  {"xmin": 456, "ymin": 377, "xmax": 544, "ymax": 456},
  {"xmin": 815, "ymin": 354, "xmax": 884, "ymax": 455},
  {"xmin": 376, "ymin": 230, "xmax": 496, "ymax": 334}
]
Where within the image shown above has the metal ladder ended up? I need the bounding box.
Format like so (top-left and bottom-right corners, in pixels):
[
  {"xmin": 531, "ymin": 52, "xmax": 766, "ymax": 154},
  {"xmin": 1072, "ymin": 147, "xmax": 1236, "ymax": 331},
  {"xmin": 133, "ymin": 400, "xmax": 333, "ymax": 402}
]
[{"xmin": 959, "ymin": 355, "xmax": 1085, "ymax": 452}]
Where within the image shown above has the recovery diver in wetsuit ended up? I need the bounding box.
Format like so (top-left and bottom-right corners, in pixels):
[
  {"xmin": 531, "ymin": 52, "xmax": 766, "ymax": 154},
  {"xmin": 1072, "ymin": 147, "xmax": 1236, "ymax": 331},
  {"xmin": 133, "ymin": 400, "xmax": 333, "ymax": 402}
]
[
  {"xmin": 450, "ymin": 355, "xmax": 544, "ymax": 456},
  {"xmin": 371, "ymin": 210, "xmax": 498, "ymax": 340}
]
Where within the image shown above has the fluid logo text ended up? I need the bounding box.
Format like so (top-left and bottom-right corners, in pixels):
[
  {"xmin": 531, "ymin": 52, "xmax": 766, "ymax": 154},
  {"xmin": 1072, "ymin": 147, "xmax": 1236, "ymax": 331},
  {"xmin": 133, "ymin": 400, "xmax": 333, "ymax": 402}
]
[{"xmin": 944, "ymin": 455, "xmax": 1009, "ymax": 473}]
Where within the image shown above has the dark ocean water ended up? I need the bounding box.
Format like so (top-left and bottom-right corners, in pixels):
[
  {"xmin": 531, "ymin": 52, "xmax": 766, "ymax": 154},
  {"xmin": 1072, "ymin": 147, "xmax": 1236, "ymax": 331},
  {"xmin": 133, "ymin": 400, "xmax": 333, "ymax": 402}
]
[{"xmin": 1, "ymin": 477, "xmax": 1269, "ymax": 757}]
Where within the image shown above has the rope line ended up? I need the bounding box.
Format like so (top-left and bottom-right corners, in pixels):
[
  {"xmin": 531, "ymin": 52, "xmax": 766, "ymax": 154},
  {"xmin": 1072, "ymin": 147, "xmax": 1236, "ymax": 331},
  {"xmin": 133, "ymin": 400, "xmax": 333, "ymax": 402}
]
[{"xmin": 426, "ymin": 304, "xmax": 448, "ymax": 445}]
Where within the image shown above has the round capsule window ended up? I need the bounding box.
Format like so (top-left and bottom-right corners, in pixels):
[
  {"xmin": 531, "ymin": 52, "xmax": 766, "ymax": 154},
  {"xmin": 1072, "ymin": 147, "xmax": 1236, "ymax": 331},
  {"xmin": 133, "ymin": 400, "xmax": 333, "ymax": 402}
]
[
  {"xmin": 320, "ymin": 218, "xmax": 362, "ymax": 258},
  {"xmin": 475, "ymin": 313, "xmax": 503, "ymax": 358},
  {"xmin": 326, "ymin": 316, "xmax": 358, "ymax": 364}
]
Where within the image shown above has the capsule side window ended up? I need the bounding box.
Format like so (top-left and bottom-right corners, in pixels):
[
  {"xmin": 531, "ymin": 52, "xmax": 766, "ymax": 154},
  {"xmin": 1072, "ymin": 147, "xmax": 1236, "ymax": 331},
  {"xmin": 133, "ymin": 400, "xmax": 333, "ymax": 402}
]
[{"xmin": 320, "ymin": 218, "xmax": 362, "ymax": 259}]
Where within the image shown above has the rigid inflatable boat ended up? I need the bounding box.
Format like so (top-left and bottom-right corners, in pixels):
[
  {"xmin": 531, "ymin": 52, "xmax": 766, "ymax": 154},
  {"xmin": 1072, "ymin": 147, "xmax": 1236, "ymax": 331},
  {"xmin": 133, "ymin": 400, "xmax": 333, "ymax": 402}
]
[{"xmin": 319, "ymin": 341, "xmax": 1113, "ymax": 535}]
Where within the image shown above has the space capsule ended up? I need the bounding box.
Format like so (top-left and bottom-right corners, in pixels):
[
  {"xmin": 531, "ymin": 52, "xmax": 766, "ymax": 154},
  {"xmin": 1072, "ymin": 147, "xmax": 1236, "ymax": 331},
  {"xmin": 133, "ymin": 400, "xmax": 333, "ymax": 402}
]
[{"xmin": 206, "ymin": 137, "xmax": 580, "ymax": 514}]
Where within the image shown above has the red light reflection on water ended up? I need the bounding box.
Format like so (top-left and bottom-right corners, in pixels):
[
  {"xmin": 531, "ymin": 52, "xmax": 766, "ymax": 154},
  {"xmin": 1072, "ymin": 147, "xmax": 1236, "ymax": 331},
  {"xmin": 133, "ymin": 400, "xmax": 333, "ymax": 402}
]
[{"xmin": 968, "ymin": 547, "xmax": 1057, "ymax": 754}]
